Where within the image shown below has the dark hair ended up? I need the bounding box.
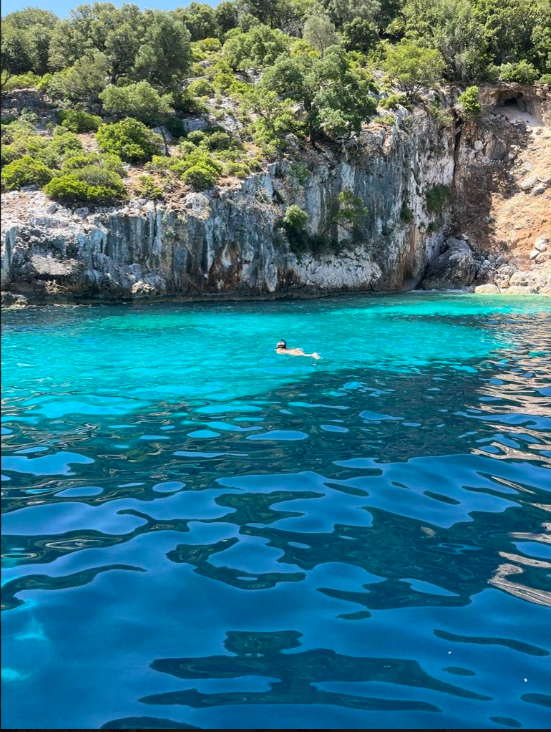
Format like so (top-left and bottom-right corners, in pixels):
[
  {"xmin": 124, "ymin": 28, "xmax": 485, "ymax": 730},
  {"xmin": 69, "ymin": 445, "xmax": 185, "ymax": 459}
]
[{"xmin": 277, "ymin": 339, "xmax": 287, "ymax": 349}]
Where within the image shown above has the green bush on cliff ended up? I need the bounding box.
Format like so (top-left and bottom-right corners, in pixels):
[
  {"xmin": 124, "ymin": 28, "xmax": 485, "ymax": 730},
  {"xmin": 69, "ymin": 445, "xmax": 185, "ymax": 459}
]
[
  {"xmin": 1, "ymin": 155, "xmax": 54, "ymax": 189},
  {"xmin": 457, "ymin": 86, "xmax": 481, "ymax": 119},
  {"xmin": 170, "ymin": 148, "xmax": 223, "ymax": 184},
  {"xmin": 187, "ymin": 78, "xmax": 215, "ymax": 98},
  {"xmin": 100, "ymin": 81, "xmax": 174, "ymax": 126},
  {"xmin": 283, "ymin": 205, "xmax": 308, "ymax": 233},
  {"xmin": 499, "ymin": 61, "xmax": 539, "ymax": 85},
  {"xmin": 96, "ymin": 118, "xmax": 162, "ymax": 163},
  {"xmin": 136, "ymin": 174, "xmax": 164, "ymax": 200},
  {"xmin": 379, "ymin": 93, "xmax": 410, "ymax": 110},
  {"xmin": 225, "ymin": 161, "xmax": 250, "ymax": 178},
  {"xmin": 62, "ymin": 152, "xmax": 126, "ymax": 177},
  {"xmin": 40, "ymin": 129, "xmax": 84, "ymax": 167},
  {"xmin": 282, "ymin": 205, "xmax": 309, "ymax": 253},
  {"xmin": 426, "ymin": 184, "xmax": 452, "ymax": 215},
  {"xmin": 181, "ymin": 165, "xmax": 217, "ymax": 190},
  {"xmin": 58, "ymin": 109, "xmax": 102, "ymax": 133},
  {"xmin": 44, "ymin": 165, "xmax": 126, "ymax": 203}
]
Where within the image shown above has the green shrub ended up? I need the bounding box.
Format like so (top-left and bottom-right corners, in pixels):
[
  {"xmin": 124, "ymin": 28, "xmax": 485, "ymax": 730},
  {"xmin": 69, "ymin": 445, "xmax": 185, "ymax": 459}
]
[
  {"xmin": 457, "ymin": 86, "xmax": 481, "ymax": 119},
  {"xmin": 99, "ymin": 81, "xmax": 174, "ymax": 125},
  {"xmin": 164, "ymin": 117, "xmax": 188, "ymax": 139},
  {"xmin": 96, "ymin": 118, "xmax": 162, "ymax": 163},
  {"xmin": 379, "ymin": 93, "xmax": 409, "ymax": 110},
  {"xmin": 39, "ymin": 130, "xmax": 84, "ymax": 168},
  {"xmin": 183, "ymin": 149, "xmax": 223, "ymax": 174},
  {"xmin": 62, "ymin": 152, "xmax": 126, "ymax": 177},
  {"xmin": 428, "ymin": 103, "xmax": 453, "ymax": 129},
  {"xmin": 37, "ymin": 73, "xmax": 52, "ymax": 92},
  {"xmin": 58, "ymin": 109, "xmax": 102, "ymax": 133},
  {"xmin": 539, "ymin": 74, "xmax": 551, "ymax": 88},
  {"xmin": 136, "ymin": 174, "xmax": 164, "ymax": 200},
  {"xmin": 0, "ymin": 119, "xmax": 37, "ymax": 145},
  {"xmin": 374, "ymin": 114, "xmax": 396, "ymax": 126},
  {"xmin": 178, "ymin": 141, "xmax": 198, "ymax": 156},
  {"xmin": 225, "ymin": 161, "xmax": 250, "ymax": 178},
  {"xmin": 1, "ymin": 144, "xmax": 20, "ymax": 168},
  {"xmin": 282, "ymin": 205, "xmax": 309, "ymax": 252},
  {"xmin": 2, "ymin": 71, "xmax": 42, "ymax": 92},
  {"xmin": 146, "ymin": 155, "xmax": 173, "ymax": 173},
  {"xmin": 171, "ymin": 149, "xmax": 223, "ymax": 189},
  {"xmin": 401, "ymin": 202, "xmax": 413, "ymax": 222},
  {"xmin": 181, "ymin": 164, "xmax": 218, "ymax": 190},
  {"xmin": 44, "ymin": 165, "xmax": 126, "ymax": 204},
  {"xmin": 1, "ymin": 135, "xmax": 48, "ymax": 168},
  {"xmin": 1, "ymin": 156, "xmax": 54, "ymax": 190},
  {"xmin": 426, "ymin": 184, "xmax": 452, "ymax": 215},
  {"xmin": 283, "ymin": 205, "xmax": 308, "ymax": 232},
  {"xmin": 187, "ymin": 130, "xmax": 206, "ymax": 145},
  {"xmin": 204, "ymin": 131, "xmax": 232, "ymax": 150},
  {"xmin": 172, "ymin": 90, "xmax": 208, "ymax": 115},
  {"xmin": 499, "ymin": 61, "xmax": 539, "ymax": 85},
  {"xmin": 195, "ymin": 38, "xmax": 221, "ymax": 54},
  {"xmin": 187, "ymin": 78, "xmax": 216, "ymax": 97}
]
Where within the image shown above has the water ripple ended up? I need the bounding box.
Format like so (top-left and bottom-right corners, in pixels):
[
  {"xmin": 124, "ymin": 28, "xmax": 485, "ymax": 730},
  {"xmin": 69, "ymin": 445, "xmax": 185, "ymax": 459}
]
[{"xmin": 2, "ymin": 294, "xmax": 550, "ymax": 729}]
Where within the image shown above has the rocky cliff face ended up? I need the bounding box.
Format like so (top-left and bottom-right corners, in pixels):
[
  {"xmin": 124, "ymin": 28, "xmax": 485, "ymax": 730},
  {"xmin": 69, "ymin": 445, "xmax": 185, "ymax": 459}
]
[
  {"xmin": 2, "ymin": 83, "xmax": 549, "ymax": 304},
  {"xmin": 453, "ymin": 83, "xmax": 551, "ymax": 295},
  {"xmin": 1, "ymin": 106, "xmax": 454, "ymax": 303}
]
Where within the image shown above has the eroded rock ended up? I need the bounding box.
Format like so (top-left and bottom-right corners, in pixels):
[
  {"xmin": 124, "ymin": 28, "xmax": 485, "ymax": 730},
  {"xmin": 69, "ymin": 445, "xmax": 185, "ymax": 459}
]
[{"xmin": 420, "ymin": 238, "xmax": 476, "ymax": 290}]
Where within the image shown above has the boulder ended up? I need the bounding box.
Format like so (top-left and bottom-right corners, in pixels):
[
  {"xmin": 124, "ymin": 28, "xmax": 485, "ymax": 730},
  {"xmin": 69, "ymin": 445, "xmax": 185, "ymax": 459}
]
[
  {"xmin": 420, "ymin": 238, "xmax": 476, "ymax": 290},
  {"xmin": 1, "ymin": 291, "xmax": 29, "ymax": 308},
  {"xmin": 519, "ymin": 176, "xmax": 537, "ymax": 192},
  {"xmin": 534, "ymin": 237, "xmax": 548, "ymax": 252},
  {"xmin": 485, "ymin": 136, "xmax": 507, "ymax": 161},
  {"xmin": 475, "ymin": 283, "xmax": 500, "ymax": 294}
]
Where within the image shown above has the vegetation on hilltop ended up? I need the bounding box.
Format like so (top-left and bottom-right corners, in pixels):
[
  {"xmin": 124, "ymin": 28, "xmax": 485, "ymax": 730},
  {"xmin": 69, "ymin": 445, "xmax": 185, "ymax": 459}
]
[{"xmin": 1, "ymin": 0, "xmax": 549, "ymax": 206}]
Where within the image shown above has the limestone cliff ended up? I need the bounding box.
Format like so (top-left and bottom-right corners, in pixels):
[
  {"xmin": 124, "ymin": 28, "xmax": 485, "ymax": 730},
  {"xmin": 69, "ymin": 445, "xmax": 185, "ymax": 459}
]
[
  {"xmin": 1, "ymin": 104, "xmax": 454, "ymax": 302},
  {"xmin": 1, "ymin": 83, "xmax": 550, "ymax": 304}
]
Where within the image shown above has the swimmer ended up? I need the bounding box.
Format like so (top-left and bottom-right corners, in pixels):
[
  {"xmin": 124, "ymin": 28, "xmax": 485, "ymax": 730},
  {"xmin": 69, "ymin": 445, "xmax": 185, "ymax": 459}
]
[{"xmin": 276, "ymin": 339, "xmax": 320, "ymax": 359}]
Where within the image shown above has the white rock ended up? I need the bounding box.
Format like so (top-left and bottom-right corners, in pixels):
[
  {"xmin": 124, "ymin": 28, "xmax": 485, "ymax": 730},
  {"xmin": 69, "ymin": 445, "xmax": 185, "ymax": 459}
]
[
  {"xmin": 534, "ymin": 237, "xmax": 548, "ymax": 252},
  {"xmin": 473, "ymin": 140, "xmax": 483, "ymax": 151},
  {"xmin": 475, "ymin": 283, "xmax": 500, "ymax": 294},
  {"xmin": 529, "ymin": 249, "xmax": 540, "ymax": 260},
  {"xmin": 531, "ymin": 183, "xmax": 547, "ymax": 195},
  {"xmin": 46, "ymin": 203, "xmax": 59, "ymax": 214},
  {"xmin": 519, "ymin": 176, "xmax": 537, "ymax": 191}
]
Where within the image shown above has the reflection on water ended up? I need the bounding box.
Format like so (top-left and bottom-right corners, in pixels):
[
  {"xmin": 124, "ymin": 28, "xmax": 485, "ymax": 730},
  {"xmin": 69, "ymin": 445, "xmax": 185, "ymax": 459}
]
[{"xmin": 2, "ymin": 295, "xmax": 551, "ymax": 729}]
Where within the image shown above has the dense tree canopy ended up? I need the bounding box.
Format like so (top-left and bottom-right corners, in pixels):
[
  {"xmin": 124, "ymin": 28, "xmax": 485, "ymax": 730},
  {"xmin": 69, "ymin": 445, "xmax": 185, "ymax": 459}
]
[
  {"xmin": 2, "ymin": 0, "xmax": 548, "ymax": 89},
  {"xmin": 1, "ymin": 0, "xmax": 549, "ymax": 204}
]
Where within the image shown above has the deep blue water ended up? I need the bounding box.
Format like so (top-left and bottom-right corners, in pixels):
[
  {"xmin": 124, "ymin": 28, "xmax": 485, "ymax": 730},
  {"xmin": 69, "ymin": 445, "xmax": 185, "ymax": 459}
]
[{"xmin": 2, "ymin": 293, "xmax": 551, "ymax": 730}]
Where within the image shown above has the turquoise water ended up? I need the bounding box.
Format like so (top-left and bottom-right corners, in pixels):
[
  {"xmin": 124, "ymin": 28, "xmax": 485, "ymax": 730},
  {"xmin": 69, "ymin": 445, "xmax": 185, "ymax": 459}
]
[{"xmin": 2, "ymin": 293, "xmax": 551, "ymax": 730}]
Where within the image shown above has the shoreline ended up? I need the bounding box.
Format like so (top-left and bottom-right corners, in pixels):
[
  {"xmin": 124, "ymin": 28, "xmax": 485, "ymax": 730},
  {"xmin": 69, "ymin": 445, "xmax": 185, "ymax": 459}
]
[{"xmin": 2, "ymin": 286, "xmax": 549, "ymax": 310}]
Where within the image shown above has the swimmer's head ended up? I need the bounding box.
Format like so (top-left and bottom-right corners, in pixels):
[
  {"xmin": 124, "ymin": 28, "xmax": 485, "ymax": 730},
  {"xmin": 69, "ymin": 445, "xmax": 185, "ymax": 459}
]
[{"xmin": 276, "ymin": 339, "xmax": 287, "ymax": 349}]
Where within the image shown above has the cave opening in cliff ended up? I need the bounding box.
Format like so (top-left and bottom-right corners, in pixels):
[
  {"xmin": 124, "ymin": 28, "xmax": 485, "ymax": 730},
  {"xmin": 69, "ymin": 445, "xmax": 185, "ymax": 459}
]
[
  {"xmin": 496, "ymin": 93, "xmax": 526, "ymax": 112},
  {"xmin": 493, "ymin": 90, "xmax": 541, "ymax": 124}
]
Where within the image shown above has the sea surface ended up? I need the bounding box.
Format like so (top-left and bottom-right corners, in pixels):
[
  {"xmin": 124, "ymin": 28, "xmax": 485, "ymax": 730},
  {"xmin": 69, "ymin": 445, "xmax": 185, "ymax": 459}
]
[{"xmin": 2, "ymin": 293, "xmax": 551, "ymax": 730}]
